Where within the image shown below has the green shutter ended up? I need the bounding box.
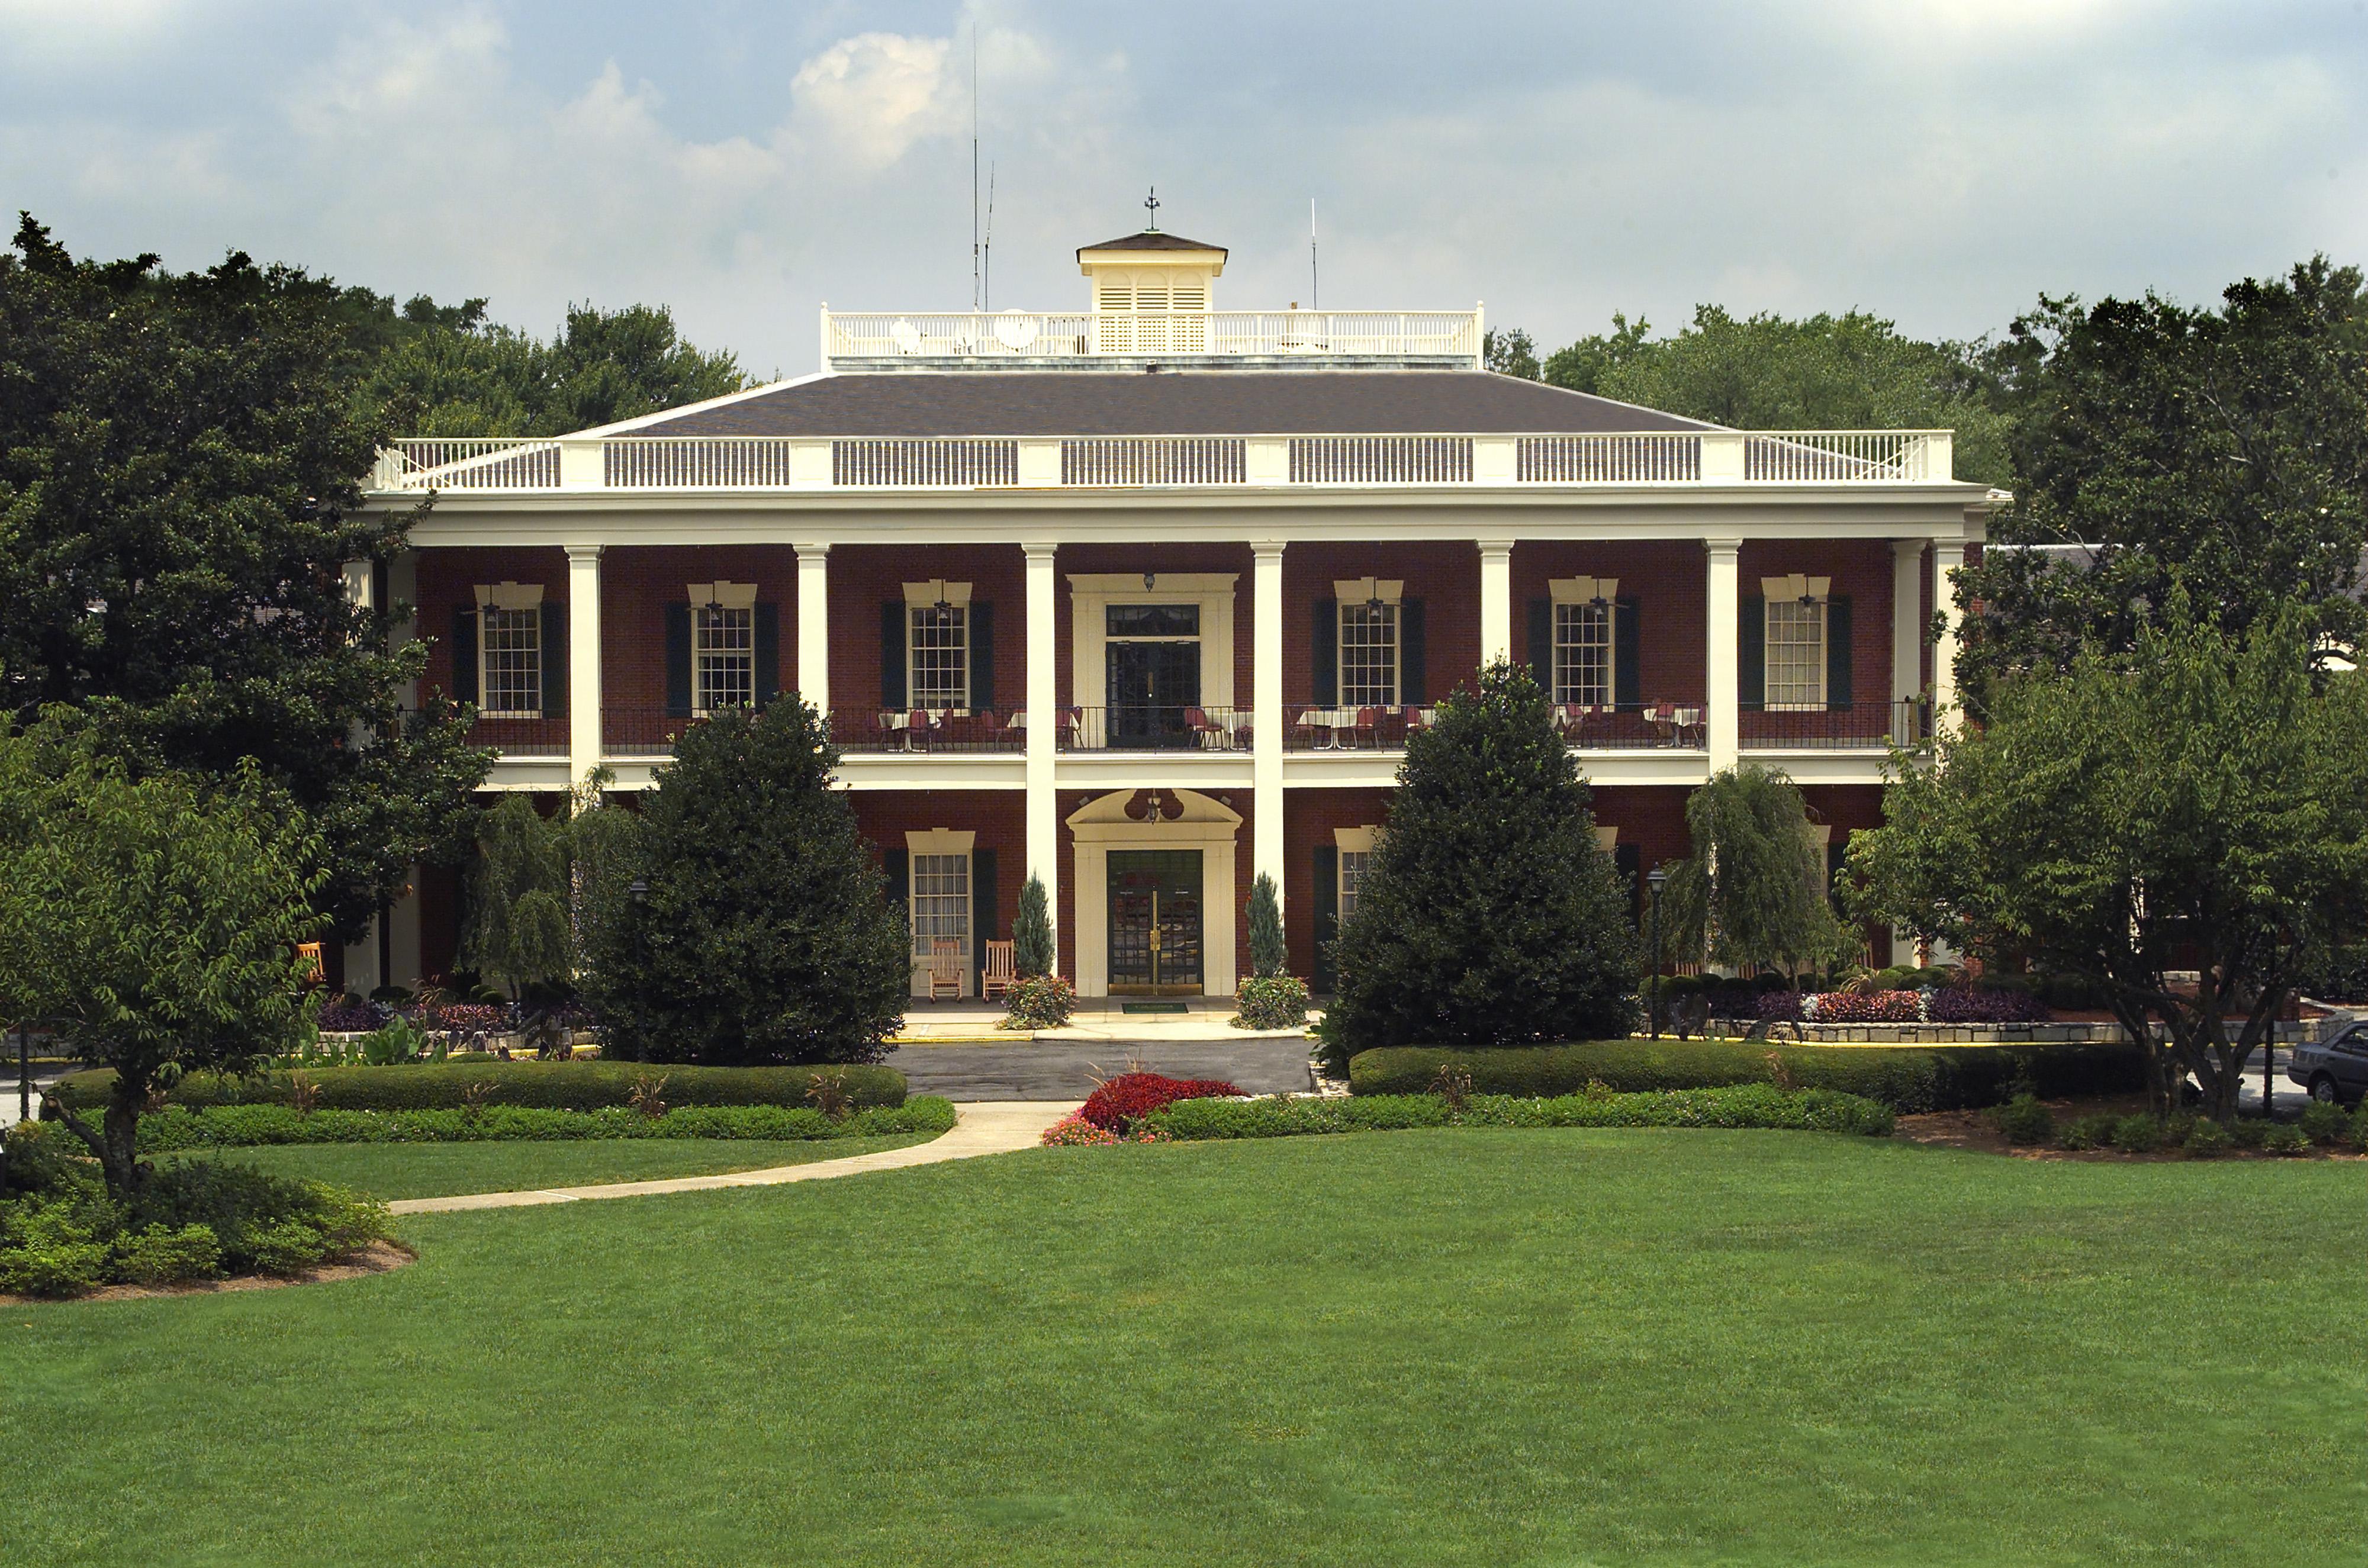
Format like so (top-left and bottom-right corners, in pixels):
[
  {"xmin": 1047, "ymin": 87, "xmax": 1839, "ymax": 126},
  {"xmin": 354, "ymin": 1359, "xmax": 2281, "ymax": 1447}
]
[
  {"xmin": 754, "ymin": 602, "xmax": 780, "ymax": 707},
  {"xmin": 1739, "ymin": 595, "xmax": 1766, "ymax": 710},
  {"xmin": 1826, "ymin": 595, "xmax": 1853, "ymax": 709},
  {"xmin": 881, "ymin": 603, "xmax": 906, "ymax": 710},
  {"xmin": 1312, "ymin": 843, "xmax": 1340, "ymax": 994},
  {"xmin": 1311, "ymin": 598, "xmax": 1337, "ymax": 705},
  {"xmin": 1398, "ymin": 598, "xmax": 1426, "ymax": 704},
  {"xmin": 451, "ymin": 607, "xmax": 478, "ymax": 705},
  {"xmin": 540, "ymin": 601, "xmax": 567, "ymax": 718},
  {"xmin": 1526, "ymin": 598, "xmax": 1552, "ymax": 685},
  {"xmin": 971, "ymin": 848, "xmax": 997, "ymax": 991},
  {"xmin": 1613, "ymin": 596, "xmax": 1641, "ymax": 709},
  {"xmin": 1615, "ymin": 842, "xmax": 1642, "ymax": 927},
  {"xmin": 969, "ymin": 601, "xmax": 994, "ymax": 710},
  {"xmin": 664, "ymin": 603, "xmax": 692, "ymax": 717},
  {"xmin": 883, "ymin": 847, "xmax": 909, "ymax": 931}
]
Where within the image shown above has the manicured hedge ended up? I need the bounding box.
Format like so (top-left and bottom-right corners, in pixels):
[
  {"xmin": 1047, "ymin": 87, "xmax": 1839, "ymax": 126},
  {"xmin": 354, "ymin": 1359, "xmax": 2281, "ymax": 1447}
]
[
  {"xmin": 1148, "ymin": 1084, "xmax": 1895, "ymax": 1139},
  {"xmin": 51, "ymin": 1061, "xmax": 907, "ymax": 1116},
  {"xmin": 134, "ymin": 1098, "xmax": 958, "ymax": 1151},
  {"xmin": 1347, "ymin": 1039, "xmax": 2144, "ymax": 1113}
]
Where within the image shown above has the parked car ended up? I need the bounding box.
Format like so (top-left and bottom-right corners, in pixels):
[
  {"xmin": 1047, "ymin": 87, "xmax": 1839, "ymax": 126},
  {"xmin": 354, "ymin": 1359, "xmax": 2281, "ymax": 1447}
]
[{"xmin": 2287, "ymin": 1019, "xmax": 2368, "ymax": 1106}]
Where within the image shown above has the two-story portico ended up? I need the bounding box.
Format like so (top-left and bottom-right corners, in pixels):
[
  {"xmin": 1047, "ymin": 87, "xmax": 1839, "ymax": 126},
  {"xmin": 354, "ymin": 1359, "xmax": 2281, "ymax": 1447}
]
[{"xmin": 351, "ymin": 227, "xmax": 1997, "ymax": 1001}]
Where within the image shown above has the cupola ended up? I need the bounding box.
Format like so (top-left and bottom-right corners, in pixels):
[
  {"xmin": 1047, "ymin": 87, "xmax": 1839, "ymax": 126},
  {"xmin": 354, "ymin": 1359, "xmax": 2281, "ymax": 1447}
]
[{"xmin": 1077, "ymin": 228, "xmax": 1228, "ymax": 317}]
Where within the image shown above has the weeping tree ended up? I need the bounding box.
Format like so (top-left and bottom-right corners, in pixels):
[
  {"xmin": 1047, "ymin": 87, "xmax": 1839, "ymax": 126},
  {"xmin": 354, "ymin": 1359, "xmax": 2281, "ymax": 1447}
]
[
  {"xmin": 1848, "ymin": 597, "xmax": 2368, "ymax": 1122},
  {"xmin": 460, "ymin": 794, "xmax": 572, "ymax": 999},
  {"xmin": 1325, "ymin": 660, "xmax": 1638, "ymax": 1063},
  {"xmin": 1659, "ymin": 764, "xmax": 1860, "ymax": 984},
  {"xmin": 1014, "ymin": 873, "xmax": 1055, "ymax": 977}
]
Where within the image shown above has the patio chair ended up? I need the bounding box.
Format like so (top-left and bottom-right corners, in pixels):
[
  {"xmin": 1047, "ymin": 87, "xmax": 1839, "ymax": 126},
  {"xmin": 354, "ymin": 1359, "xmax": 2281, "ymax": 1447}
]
[
  {"xmin": 1185, "ymin": 706, "xmax": 1226, "ymax": 748},
  {"xmin": 982, "ymin": 940, "xmax": 1018, "ymax": 1001},
  {"xmin": 906, "ymin": 708, "xmax": 932, "ymax": 751},
  {"xmin": 1351, "ymin": 706, "xmax": 1382, "ymax": 748},
  {"xmin": 928, "ymin": 938, "xmax": 964, "ymax": 1000}
]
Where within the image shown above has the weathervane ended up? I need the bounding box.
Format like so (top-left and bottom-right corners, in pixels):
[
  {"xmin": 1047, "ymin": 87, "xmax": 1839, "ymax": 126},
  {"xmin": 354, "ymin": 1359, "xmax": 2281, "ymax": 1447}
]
[{"xmin": 1143, "ymin": 186, "xmax": 1160, "ymax": 231}]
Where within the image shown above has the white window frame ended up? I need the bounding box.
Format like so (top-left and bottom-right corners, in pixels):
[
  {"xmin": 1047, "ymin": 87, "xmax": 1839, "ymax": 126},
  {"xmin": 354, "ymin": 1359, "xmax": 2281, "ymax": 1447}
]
[
  {"xmin": 1335, "ymin": 825, "xmax": 1380, "ymax": 924},
  {"xmin": 693, "ymin": 605, "xmax": 754, "ymax": 716},
  {"xmin": 1334, "ymin": 580, "xmax": 1404, "ymax": 709},
  {"xmin": 1763, "ymin": 575, "xmax": 1829, "ymax": 712},
  {"xmin": 907, "ymin": 829, "xmax": 974, "ymax": 964},
  {"xmin": 1553, "ymin": 601, "xmax": 1615, "ymax": 708},
  {"xmin": 902, "ymin": 581, "xmax": 973, "ymax": 714},
  {"xmin": 472, "ymin": 582, "xmax": 543, "ymax": 719}
]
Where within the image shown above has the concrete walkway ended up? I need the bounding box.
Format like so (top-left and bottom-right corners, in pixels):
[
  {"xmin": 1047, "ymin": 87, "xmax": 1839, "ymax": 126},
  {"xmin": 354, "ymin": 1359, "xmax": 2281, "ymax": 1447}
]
[{"xmin": 385, "ymin": 1101, "xmax": 1074, "ymax": 1216}]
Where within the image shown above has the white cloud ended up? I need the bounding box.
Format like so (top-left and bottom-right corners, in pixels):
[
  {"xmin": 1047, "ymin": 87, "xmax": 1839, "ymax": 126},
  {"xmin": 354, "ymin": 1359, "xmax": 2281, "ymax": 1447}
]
[{"xmin": 790, "ymin": 31, "xmax": 966, "ymax": 172}]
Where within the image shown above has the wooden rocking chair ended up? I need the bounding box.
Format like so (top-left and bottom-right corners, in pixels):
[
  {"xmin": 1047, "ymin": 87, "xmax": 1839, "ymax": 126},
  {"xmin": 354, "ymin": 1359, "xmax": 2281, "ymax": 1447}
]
[
  {"xmin": 981, "ymin": 939, "xmax": 1018, "ymax": 1000},
  {"xmin": 928, "ymin": 938, "xmax": 964, "ymax": 1000}
]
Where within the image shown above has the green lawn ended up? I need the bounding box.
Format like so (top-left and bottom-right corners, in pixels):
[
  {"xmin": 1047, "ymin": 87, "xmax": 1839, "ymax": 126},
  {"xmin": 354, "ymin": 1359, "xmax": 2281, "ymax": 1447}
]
[
  {"xmin": 7, "ymin": 1130, "xmax": 2363, "ymax": 1566},
  {"xmin": 168, "ymin": 1134, "xmax": 941, "ymax": 1200}
]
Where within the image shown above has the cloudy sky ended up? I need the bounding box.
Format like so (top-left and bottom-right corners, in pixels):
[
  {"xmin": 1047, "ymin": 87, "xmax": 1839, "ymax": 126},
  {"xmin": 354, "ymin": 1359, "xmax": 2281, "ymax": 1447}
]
[{"xmin": 5, "ymin": 0, "xmax": 2364, "ymax": 377}]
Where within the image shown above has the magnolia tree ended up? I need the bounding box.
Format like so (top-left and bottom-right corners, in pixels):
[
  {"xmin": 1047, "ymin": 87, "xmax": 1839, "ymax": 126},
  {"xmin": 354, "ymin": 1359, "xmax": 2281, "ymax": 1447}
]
[
  {"xmin": 1847, "ymin": 600, "xmax": 2368, "ymax": 1121},
  {"xmin": 1326, "ymin": 661, "xmax": 1637, "ymax": 1065},
  {"xmin": 0, "ymin": 721, "xmax": 321, "ymax": 1197}
]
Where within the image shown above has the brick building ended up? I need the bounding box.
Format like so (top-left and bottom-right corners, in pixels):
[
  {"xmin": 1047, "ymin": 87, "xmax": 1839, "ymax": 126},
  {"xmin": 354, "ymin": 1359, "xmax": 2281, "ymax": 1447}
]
[{"xmin": 353, "ymin": 226, "xmax": 1996, "ymax": 999}]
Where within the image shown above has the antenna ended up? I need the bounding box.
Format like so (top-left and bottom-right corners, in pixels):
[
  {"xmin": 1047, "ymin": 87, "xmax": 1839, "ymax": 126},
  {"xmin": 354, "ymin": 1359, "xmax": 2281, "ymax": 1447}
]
[
  {"xmin": 1144, "ymin": 186, "xmax": 1160, "ymax": 231},
  {"xmin": 970, "ymin": 22, "xmax": 980, "ymax": 311},
  {"xmin": 984, "ymin": 161, "xmax": 996, "ymax": 312},
  {"xmin": 1310, "ymin": 198, "xmax": 1320, "ymax": 311}
]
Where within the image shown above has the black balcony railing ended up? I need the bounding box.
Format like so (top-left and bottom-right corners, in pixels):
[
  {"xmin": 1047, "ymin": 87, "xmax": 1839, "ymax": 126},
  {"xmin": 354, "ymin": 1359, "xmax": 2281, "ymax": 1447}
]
[
  {"xmin": 833, "ymin": 708, "xmax": 1027, "ymax": 754},
  {"xmin": 1063, "ymin": 706, "xmax": 1254, "ymax": 751},
  {"xmin": 1553, "ymin": 704, "xmax": 1704, "ymax": 749},
  {"xmin": 461, "ymin": 713, "xmax": 569, "ymax": 756},
  {"xmin": 1739, "ymin": 698, "xmax": 1929, "ymax": 750},
  {"xmin": 1282, "ymin": 704, "xmax": 1431, "ymax": 751}
]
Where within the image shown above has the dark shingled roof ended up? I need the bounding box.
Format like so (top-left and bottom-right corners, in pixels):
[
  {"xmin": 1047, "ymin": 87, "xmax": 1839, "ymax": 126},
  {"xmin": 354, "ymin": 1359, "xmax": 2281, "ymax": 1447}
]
[
  {"xmin": 1077, "ymin": 230, "xmax": 1227, "ymax": 256},
  {"xmin": 633, "ymin": 372, "xmax": 1714, "ymax": 439}
]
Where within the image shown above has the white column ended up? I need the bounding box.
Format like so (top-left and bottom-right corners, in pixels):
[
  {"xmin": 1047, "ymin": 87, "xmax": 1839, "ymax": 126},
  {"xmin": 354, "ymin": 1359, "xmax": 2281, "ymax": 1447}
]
[
  {"xmin": 1704, "ymin": 538, "xmax": 1742, "ymax": 772},
  {"xmin": 1891, "ymin": 539, "xmax": 1926, "ymax": 742},
  {"xmin": 565, "ymin": 545, "xmax": 603, "ymax": 787},
  {"xmin": 1932, "ymin": 542, "xmax": 1966, "ymax": 734},
  {"xmin": 1478, "ymin": 539, "xmax": 1514, "ymax": 665},
  {"xmin": 1253, "ymin": 542, "xmax": 1286, "ymax": 912},
  {"xmin": 1025, "ymin": 544, "xmax": 1060, "ymax": 965},
  {"xmin": 795, "ymin": 543, "xmax": 831, "ymax": 713}
]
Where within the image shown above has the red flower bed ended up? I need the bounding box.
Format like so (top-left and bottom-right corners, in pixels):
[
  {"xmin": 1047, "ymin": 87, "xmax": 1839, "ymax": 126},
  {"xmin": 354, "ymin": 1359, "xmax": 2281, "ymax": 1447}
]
[{"xmin": 1079, "ymin": 1071, "xmax": 1241, "ymax": 1129}]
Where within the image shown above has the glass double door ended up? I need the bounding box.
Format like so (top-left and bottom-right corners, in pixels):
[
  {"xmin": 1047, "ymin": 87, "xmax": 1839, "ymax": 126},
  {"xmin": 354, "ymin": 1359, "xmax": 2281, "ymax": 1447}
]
[
  {"xmin": 1106, "ymin": 605, "xmax": 1199, "ymax": 748},
  {"xmin": 1107, "ymin": 851, "xmax": 1204, "ymax": 994}
]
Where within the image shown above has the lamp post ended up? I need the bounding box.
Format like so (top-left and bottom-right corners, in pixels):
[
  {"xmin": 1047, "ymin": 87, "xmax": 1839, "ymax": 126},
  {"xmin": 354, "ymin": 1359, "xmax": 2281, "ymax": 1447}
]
[{"xmin": 1646, "ymin": 866, "xmax": 1669, "ymax": 1041}]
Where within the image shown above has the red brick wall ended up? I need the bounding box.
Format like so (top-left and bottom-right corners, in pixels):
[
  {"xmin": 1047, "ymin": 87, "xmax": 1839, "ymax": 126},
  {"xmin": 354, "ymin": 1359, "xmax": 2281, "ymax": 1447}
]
[
  {"xmin": 830, "ymin": 544, "xmax": 1028, "ymax": 715},
  {"xmin": 850, "ymin": 790, "xmax": 1026, "ymax": 952},
  {"xmin": 1512, "ymin": 541, "xmax": 1708, "ymax": 705},
  {"xmin": 1282, "ymin": 788, "xmax": 1395, "ymax": 978},
  {"xmin": 1282, "ymin": 542, "xmax": 1480, "ymax": 705},
  {"xmin": 1738, "ymin": 540, "xmax": 1897, "ymax": 710},
  {"xmin": 1054, "ymin": 543, "xmax": 1255, "ymax": 710},
  {"xmin": 1587, "ymin": 785, "xmax": 1692, "ymax": 880}
]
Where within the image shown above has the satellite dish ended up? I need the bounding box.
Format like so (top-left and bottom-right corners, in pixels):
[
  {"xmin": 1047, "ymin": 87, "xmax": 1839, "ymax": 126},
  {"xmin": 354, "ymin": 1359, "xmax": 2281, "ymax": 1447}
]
[
  {"xmin": 889, "ymin": 318, "xmax": 923, "ymax": 355},
  {"xmin": 993, "ymin": 311, "xmax": 1040, "ymax": 352}
]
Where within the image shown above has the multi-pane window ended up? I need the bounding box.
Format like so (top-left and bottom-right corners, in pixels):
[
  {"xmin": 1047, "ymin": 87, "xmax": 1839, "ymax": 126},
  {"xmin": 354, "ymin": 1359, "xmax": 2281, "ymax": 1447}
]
[
  {"xmin": 479, "ymin": 606, "xmax": 542, "ymax": 717},
  {"xmin": 909, "ymin": 605, "xmax": 969, "ymax": 710},
  {"xmin": 1338, "ymin": 602, "xmax": 1399, "ymax": 706},
  {"xmin": 1765, "ymin": 600, "xmax": 1827, "ymax": 709},
  {"xmin": 1553, "ymin": 601, "xmax": 1614, "ymax": 707},
  {"xmin": 910, "ymin": 854, "xmax": 971, "ymax": 957},
  {"xmin": 1339, "ymin": 849, "xmax": 1372, "ymax": 924},
  {"xmin": 694, "ymin": 605, "xmax": 754, "ymax": 713}
]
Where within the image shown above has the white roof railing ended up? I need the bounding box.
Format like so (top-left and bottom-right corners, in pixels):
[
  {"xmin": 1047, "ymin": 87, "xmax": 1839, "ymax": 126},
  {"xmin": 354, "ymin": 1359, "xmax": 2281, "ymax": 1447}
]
[
  {"xmin": 368, "ymin": 429, "xmax": 1957, "ymax": 494},
  {"xmin": 819, "ymin": 307, "xmax": 1486, "ymax": 369}
]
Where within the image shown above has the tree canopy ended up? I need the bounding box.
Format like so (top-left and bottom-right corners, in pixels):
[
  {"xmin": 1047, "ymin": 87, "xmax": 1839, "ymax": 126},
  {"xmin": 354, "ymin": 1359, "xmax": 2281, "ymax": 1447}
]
[
  {"xmin": 0, "ymin": 717, "xmax": 323, "ymax": 1197},
  {"xmin": 1325, "ymin": 661, "xmax": 1638, "ymax": 1061},
  {"xmin": 1846, "ymin": 597, "xmax": 2368, "ymax": 1121},
  {"xmin": 359, "ymin": 302, "xmax": 751, "ymax": 437},
  {"xmin": 0, "ymin": 214, "xmax": 492, "ymax": 942},
  {"xmin": 1957, "ymin": 257, "xmax": 2368, "ymax": 696}
]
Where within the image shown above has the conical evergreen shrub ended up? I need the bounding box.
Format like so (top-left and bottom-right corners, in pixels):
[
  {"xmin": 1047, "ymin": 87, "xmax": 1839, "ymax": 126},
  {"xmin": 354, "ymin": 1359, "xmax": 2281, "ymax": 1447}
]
[
  {"xmin": 1325, "ymin": 659, "xmax": 1639, "ymax": 1064},
  {"xmin": 581, "ymin": 699, "xmax": 909, "ymax": 1065},
  {"xmin": 1247, "ymin": 872, "xmax": 1287, "ymax": 978},
  {"xmin": 1014, "ymin": 872, "xmax": 1055, "ymax": 977}
]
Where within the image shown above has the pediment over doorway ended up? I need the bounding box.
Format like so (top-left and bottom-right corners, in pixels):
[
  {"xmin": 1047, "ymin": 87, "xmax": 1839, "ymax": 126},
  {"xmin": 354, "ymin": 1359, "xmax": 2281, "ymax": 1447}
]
[{"xmin": 1066, "ymin": 788, "xmax": 1243, "ymax": 830}]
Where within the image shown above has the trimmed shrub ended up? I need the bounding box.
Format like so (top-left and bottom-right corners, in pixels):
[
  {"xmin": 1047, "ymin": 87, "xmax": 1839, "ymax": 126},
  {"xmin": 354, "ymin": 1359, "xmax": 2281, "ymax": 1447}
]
[
  {"xmin": 1147, "ymin": 1084, "xmax": 1895, "ymax": 1141},
  {"xmin": 2111, "ymin": 1115, "xmax": 2165, "ymax": 1154},
  {"xmin": 2182, "ymin": 1120, "xmax": 2233, "ymax": 1158},
  {"xmin": 2061, "ymin": 1113, "xmax": 2119, "ymax": 1151},
  {"xmin": 1928, "ymin": 987, "xmax": 2051, "ymax": 1024},
  {"xmin": 1000, "ymin": 973, "xmax": 1075, "ymax": 1031},
  {"xmin": 136, "ymin": 1098, "xmax": 958, "ymax": 1150},
  {"xmin": 1232, "ymin": 975, "xmax": 1310, "ymax": 1032},
  {"xmin": 2230, "ymin": 1118, "xmax": 2273, "ymax": 1150},
  {"xmin": 1347, "ymin": 1040, "xmax": 2144, "ymax": 1113},
  {"xmin": 1992, "ymin": 1094, "xmax": 2056, "ymax": 1147},
  {"xmin": 2298, "ymin": 1100, "xmax": 2351, "ymax": 1145},
  {"xmin": 1810, "ymin": 990, "xmax": 1924, "ymax": 1024},
  {"xmin": 2261, "ymin": 1124, "xmax": 2312, "ymax": 1157},
  {"xmin": 1079, "ymin": 1073, "xmax": 1240, "ymax": 1131},
  {"xmin": 53, "ymin": 1061, "xmax": 906, "ymax": 1116},
  {"xmin": 115, "ymin": 1223, "xmax": 223, "ymax": 1285}
]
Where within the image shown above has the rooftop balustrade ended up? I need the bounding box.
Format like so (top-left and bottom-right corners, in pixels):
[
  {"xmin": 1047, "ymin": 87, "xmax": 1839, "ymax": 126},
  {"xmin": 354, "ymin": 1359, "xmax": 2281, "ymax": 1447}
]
[
  {"xmin": 371, "ymin": 428, "xmax": 1956, "ymax": 494},
  {"xmin": 819, "ymin": 308, "xmax": 1485, "ymax": 369}
]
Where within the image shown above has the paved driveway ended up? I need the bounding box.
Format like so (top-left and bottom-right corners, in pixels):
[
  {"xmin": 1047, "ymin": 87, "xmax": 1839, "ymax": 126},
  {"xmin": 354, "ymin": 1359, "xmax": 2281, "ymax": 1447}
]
[{"xmin": 886, "ymin": 1039, "xmax": 1316, "ymax": 1100}]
